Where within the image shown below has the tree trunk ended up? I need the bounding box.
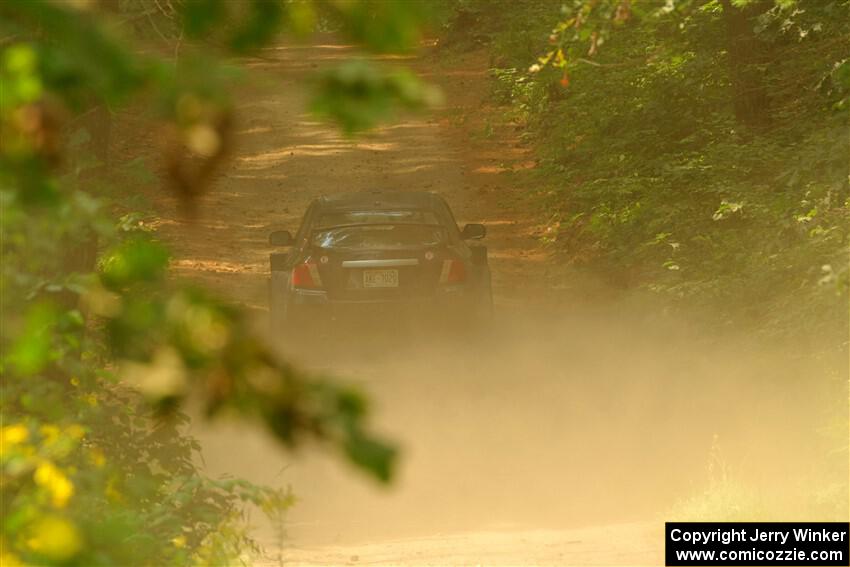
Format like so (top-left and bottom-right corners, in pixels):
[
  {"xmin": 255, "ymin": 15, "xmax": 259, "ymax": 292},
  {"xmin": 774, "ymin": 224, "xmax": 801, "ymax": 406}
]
[{"xmin": 720, "ymin": 0, "xmax": 772, "ymax": 130}]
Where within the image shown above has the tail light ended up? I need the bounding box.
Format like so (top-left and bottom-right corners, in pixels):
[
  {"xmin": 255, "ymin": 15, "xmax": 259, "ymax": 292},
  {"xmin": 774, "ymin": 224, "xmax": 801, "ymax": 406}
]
[
  {"xmin": 440, "ymin": 259, "xmax": 466, "ymax": 284},
  {"xmin": 292, "ymin": 261, "xmax": 323, "ymax": 289}
]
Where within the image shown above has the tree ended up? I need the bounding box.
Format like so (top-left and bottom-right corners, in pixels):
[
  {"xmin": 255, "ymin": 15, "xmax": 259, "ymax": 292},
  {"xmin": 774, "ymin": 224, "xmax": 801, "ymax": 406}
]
[
  {"xmin": 1, "ymin": 1, "xmax": 439, "ymax": 564},
  {"xmin": 719, "ymin": 0, "xmax": 773, "ymax": 129}
]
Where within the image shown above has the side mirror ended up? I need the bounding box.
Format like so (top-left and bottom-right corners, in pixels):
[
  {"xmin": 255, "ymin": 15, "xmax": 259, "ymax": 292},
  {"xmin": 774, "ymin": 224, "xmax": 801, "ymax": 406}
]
[
  {"xmin": 461, "ymin": 223, "xmax": 486, "ymax": 240},
  {"xmin": 269, "ymin": 230, "xmax": 293, "ymax": 246}
]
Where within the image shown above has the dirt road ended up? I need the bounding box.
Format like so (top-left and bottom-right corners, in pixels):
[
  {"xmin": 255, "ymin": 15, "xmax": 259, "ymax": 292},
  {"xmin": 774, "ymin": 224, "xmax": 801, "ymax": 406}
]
[{"xmin": 136, "ymin": 42, "xmax": 833, "ymax": 566}]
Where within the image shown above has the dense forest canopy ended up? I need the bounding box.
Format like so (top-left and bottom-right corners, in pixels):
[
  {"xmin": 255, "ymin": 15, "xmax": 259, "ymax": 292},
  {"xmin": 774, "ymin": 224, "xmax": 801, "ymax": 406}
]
[{"xmin": 446, "ymin": 0, "xmax": 848, "ymax": 337}]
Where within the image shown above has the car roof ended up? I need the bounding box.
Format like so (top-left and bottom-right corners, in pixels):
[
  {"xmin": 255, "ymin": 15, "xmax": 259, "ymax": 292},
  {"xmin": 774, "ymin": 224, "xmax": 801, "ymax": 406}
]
[{"xmin": 317, "ymin": 191, "xmax": 443, "ymax": 211}]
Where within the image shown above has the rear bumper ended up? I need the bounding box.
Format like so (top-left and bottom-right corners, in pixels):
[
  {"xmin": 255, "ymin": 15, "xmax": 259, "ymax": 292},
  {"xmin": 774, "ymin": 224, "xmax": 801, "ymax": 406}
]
[{"xmin": 288, "ymin": 286, "xmax": 476, "ymax": 323}]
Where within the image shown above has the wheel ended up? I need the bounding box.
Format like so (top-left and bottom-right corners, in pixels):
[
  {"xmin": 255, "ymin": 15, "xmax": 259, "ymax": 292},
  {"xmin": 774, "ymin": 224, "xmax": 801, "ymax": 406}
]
[
  {"xmin": 269, "ymin": 253, "xmax": 289, "ymax": 337},
  {"xmin": 481, "ymin": 280, "xmax": 494, "ymax": 321}
]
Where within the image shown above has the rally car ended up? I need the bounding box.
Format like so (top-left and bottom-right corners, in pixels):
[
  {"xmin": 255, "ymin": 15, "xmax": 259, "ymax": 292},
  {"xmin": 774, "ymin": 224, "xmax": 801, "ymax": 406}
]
[{"xmin": 268, "ymin": 191, "xmax": 492, "ymax": 337}]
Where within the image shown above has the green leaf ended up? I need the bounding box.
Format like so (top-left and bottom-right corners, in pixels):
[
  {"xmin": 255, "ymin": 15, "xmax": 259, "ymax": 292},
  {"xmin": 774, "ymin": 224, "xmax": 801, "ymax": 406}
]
[
  {"xmin": 344, "ymin": 432, "xmax": 397, "ymax": 483},
  {"xmin": 100, "ymin": 238, "xmax": 170, "ymax": 289},
  {"xmin": 310, "ymin": 61, "xmax": 441, "ymax": 134},
  {"xmin": 181, "ymin": 0, "xmax": 225, "ymax": 38},
  {"xmin": 8, "ymin": 302, "xmax": 57, "ymax": 375},
  {"xmin": 326, "ymin": 0, "xmax": 430, "ymax": 54},
  {"xmin": 229, "ymin": 0, "xmax": 284, "ymax": 53}
]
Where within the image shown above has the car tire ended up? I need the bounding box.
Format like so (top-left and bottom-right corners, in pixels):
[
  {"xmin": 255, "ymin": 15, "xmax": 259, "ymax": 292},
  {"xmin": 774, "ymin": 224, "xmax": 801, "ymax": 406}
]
[
  {"xmin": 477, "ymin": 273, "xmax": 494, "ymax": 324},
  {"xmin": 269, "ymin": 253, "xmax": 289, "ymax": 338}
]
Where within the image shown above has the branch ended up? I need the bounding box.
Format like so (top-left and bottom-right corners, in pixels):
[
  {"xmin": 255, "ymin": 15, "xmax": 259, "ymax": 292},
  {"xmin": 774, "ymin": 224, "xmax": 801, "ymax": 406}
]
[{"xmin": 575, "ymin": 57, "xmax": 643, "ymax": 68}]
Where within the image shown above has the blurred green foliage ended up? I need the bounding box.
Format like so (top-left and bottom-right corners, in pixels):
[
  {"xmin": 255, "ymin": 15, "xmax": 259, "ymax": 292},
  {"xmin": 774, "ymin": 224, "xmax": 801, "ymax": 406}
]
[
  {"xmin": 1, "ymin": 0, "xmax": 437, "ymax": 564},
  {"xmin": 311, "ymin": 60, "xmax": 442, "ymax": 133}
]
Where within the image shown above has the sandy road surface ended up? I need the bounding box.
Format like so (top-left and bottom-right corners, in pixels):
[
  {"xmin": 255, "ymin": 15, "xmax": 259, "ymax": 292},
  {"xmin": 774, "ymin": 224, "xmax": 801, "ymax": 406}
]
[
  {"xmin": 133, "ymin": 42, "xmax": 834, "ymax": 566},
  {"xmin": 260, "ymin": 524, "xmax": 661, "ymax": 566}
]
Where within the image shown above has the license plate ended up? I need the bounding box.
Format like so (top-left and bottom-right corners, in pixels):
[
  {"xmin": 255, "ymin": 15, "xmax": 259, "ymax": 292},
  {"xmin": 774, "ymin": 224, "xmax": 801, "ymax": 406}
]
[{"xmin": 363, "ymin": 269, "xmax": 398, "ymax": 288}]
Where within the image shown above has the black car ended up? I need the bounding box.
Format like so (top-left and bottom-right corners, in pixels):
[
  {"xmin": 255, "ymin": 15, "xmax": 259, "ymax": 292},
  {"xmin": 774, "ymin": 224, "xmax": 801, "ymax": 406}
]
[{"xmin": 268, "ymin": 191, "xmax": 492, "ymax": 336}]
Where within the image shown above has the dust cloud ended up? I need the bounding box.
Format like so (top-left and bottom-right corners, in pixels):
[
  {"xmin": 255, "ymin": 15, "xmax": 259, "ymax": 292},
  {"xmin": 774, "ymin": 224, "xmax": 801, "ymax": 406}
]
[{"xmin": 192, "ymin": 290, "xmax": 847, "ymax": 552}]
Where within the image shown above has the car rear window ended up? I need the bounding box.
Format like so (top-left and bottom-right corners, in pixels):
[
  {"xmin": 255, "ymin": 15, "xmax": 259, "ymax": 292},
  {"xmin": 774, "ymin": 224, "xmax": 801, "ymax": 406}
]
[
  {"xmin": 312, "ymin": 225, "xmax": 446, "ymax": 250},
  {"xmin": 315, "ymin": 210, "xmax": 440, "ymax": 228}
]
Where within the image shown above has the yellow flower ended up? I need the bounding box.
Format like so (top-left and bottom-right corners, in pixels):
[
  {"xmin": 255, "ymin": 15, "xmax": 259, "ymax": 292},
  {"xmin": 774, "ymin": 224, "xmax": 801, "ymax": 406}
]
[
  {"xmin": 84, "ymin": 393, "xmax": 98, "ymax": 407},
  {"xmin": 39, "ymin": 424, "xmax": 60, "ymax": 442},
  {"xmin": 70, "ymin": 376, "xmax": 80, "ymax": 387},
  {"xmin": 105, "ymin": 476, "xmax": 123, "ymax": 504},
  {"xmin": 66, "ymin": 424, "xmax": 85, "ymax": 440},
  {"xmin": 33, "ymin": 461, "xmax": 74, "ymax": 508},
  {"xmin": 0, "ymin": 424, "xmax": 29, "ymax": 454},
  {"xmin": 171, "ymin": 535, "xmax": 186, "ymax": 548},
  {"xmin": 88, "ymin": 447, "xmax": 106, "ymax": 468},
  {"xmin": 19, "ymin": 445, "xmax": 35, "ymax": 458},
  {"xmin": 25, "ymin": 515, "xmax": 82, "ymax": 561},
  {"xmin": 0, "ymin": 549, "xmax": 25, "ymax": 566}
]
